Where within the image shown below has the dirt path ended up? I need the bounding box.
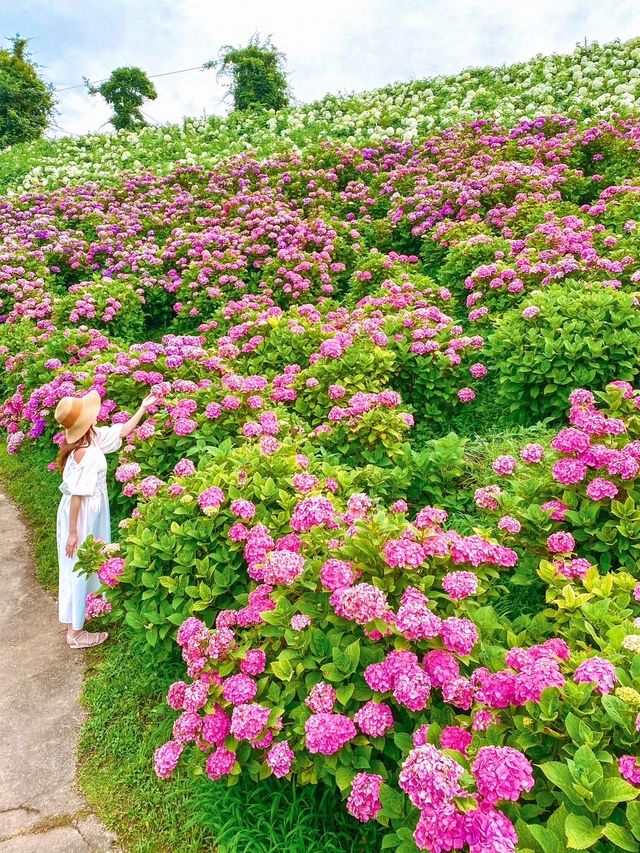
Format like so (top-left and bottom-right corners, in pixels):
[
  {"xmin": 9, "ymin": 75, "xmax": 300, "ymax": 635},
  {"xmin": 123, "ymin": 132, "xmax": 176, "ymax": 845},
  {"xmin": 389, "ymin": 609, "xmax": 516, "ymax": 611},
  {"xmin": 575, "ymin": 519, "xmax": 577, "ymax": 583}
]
[{"xmin": 0, "ymin": 487, "xmax": 118, "ymax": 852}]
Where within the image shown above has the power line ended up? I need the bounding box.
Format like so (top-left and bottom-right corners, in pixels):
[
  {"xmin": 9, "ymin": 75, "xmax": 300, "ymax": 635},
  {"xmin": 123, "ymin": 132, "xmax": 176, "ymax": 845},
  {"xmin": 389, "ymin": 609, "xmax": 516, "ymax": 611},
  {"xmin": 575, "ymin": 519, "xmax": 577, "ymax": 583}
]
[{"xmin": 53, "ymin": 63, "xmax": 211, "ymax": 93}]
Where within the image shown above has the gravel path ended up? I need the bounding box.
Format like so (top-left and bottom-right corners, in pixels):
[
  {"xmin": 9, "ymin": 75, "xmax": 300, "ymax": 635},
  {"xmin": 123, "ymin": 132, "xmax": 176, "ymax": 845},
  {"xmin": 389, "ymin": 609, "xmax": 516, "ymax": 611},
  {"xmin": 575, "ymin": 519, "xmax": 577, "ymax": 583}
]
[{"xmin": 0, "ymin": 487, "xmax": 119, "ymax": 852}]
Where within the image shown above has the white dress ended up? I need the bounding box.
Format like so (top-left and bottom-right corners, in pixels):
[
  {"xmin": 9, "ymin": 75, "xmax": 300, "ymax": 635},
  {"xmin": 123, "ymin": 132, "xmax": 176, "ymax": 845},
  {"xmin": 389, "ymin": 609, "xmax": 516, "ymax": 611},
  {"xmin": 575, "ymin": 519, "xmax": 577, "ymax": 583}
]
[{"xmin": 56, "ymin": 424, "xmax": 123, "ymax": 630}]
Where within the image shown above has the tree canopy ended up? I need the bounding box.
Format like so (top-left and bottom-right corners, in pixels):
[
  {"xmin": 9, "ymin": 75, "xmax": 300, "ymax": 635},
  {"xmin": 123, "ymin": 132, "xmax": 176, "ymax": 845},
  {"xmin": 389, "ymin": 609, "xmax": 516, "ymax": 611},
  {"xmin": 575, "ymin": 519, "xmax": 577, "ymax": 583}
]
[
  {"xmin": 87, "ymin": 66, "xmax": 157, "ymax": 131},
  {"xmin": 0, "ymin": 35, "xmax": 55, "ymax": 149},
  {"xmin": 210, "ymin": 35, "xmax": 290, "ymax": 113}
]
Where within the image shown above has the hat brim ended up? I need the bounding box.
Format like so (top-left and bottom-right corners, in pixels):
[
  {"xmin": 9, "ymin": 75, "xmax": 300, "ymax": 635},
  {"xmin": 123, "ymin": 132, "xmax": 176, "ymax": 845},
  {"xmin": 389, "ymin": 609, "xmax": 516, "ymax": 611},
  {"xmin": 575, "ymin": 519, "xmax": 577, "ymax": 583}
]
[{"xmin": 64, "ymin": 390, "xmax": 102, "ymax": 444}]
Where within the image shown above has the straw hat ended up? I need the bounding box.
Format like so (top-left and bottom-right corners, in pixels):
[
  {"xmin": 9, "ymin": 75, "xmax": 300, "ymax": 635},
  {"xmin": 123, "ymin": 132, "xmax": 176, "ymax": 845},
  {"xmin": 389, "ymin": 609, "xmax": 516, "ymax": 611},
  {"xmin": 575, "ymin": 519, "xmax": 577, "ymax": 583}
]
[{"xmin": 54, "ymin": 390, "xmax": 102, "ymax": 443}]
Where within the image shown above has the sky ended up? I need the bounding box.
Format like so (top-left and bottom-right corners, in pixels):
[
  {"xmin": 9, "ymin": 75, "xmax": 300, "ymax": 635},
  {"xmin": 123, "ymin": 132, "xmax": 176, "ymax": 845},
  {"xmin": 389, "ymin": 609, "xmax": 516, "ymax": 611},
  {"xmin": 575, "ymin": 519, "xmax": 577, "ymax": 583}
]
[{"xmin": 4, "ymin": 0, "xmax": 640, "ymax": 137}]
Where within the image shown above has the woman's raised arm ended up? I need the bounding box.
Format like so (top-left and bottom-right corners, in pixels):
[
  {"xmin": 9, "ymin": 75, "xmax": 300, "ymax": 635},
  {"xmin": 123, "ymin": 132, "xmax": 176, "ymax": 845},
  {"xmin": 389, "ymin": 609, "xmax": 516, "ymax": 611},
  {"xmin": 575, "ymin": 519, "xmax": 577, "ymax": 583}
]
[{"xmin": 118, "ymin": 395, "xmax": 157, "ymax": 439}]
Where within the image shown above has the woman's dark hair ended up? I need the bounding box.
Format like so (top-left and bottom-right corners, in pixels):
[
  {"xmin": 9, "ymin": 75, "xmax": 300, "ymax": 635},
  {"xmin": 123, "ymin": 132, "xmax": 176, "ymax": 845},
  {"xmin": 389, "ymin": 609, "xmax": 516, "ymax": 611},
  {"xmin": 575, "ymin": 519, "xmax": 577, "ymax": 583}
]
[{"xmin": 56, "ymin": 426, "xmax": 95, "ymax": 473}]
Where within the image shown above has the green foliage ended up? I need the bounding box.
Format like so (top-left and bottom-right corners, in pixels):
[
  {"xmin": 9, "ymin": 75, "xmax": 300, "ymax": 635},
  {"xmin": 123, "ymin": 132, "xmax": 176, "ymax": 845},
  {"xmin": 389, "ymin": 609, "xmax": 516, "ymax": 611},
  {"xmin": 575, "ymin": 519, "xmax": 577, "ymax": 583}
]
[
  {"xmin": 88, "ymin": 66, "xmax": 157, "ymax": 131},
  {"xmin": 489, "ymin": 284, "xmax": 640, "ymax": 423},
  {"xmin": 209, "ymin": 35, "xmax": 290, "ymax": 113},
  {"xmin": 0, "ymin": 36, "xmax": 55, "ymax": 148}
]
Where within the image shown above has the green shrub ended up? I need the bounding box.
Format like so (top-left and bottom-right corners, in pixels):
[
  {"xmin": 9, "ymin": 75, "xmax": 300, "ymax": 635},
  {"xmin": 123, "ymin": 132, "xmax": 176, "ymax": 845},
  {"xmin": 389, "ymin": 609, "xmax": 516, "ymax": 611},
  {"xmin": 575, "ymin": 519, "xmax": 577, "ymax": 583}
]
[{"xmin": 489, "ymin": 284, "xmax": 640, "ymax": 422}]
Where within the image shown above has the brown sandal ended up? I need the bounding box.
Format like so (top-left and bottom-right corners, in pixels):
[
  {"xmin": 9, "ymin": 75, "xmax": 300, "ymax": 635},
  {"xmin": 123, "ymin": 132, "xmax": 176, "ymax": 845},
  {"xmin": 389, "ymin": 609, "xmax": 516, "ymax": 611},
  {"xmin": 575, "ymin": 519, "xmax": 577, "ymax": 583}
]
[{"xmin": 67, "ymin": 630, "xmax": 108, "ymax": 649}]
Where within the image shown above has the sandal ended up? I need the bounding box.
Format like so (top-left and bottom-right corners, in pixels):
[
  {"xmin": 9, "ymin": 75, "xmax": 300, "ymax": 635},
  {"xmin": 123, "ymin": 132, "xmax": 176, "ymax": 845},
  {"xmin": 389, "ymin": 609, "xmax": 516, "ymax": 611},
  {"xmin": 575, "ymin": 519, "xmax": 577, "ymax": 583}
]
[{"xmin": 67, "ymin": 630, "xmax": 108, "ymax": 649}]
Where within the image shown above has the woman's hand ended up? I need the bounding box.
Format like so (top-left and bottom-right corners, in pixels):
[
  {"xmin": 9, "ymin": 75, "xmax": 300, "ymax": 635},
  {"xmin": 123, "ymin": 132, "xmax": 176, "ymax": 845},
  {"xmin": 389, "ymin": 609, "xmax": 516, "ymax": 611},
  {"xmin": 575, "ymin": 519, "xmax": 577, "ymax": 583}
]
[
  {"xmin": 65, "ymin": 532, "xmax": 79, "ymax": 558},
  {"xmin": 140, "ymin": 394, "xmax": 157, "ymax": 412}
]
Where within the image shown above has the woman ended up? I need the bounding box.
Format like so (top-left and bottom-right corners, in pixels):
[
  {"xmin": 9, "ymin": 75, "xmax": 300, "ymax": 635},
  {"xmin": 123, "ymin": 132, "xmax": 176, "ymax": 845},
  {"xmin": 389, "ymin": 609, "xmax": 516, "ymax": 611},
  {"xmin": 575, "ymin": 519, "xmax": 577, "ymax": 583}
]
[{"xmin": 54, "ymin": 390, "xmax": 156, "ymax": 648}]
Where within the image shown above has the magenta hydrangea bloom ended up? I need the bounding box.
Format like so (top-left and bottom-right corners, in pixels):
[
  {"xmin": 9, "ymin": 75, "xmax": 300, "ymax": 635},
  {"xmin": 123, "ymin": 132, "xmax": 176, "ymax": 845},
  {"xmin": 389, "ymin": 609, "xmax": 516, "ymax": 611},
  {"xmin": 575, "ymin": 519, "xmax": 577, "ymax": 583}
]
[
  {"xmin": 619, "ymin": 756, "xmax": 640, "ymax": 786},
  {"xmin": 230, "ymin": 703, "xmax": 271, "ymax": 741},
  {"xmin": 154, "ymin": 740, "xmax": 183, "ymax": 779},
  {"xmin": 497, "ymin": 515, "xmax": 521, "ymax": 534},
  {"xmin": 413, "ymin": 802, "xmax": 467, "ymax": 852},
  {"xmin": 319, "ymin": 558, "xmax": 356, "ymax": 591},
  {"xmin": 472, "ymin": 746, "xmax": 534, "ymax": 804},
  {"xmin": 393, "ymin": 669, "xmax": 432, "ymax": 712},
  {"xmin": 305, "ymin": 682, "xmax": 336, "ymax": 714},
  {"xmin": 305, "ymin": 713, "xmax": 357, "ymax": 755},
  {"xmin": 240, "ymin": 649, "xmax": 266, "ymax": 676},
  {"xmin": 331, "ymin": 583, "xmax": 389, "ymax": 624},
  {"xmin": 440, "ymin": 617, "xmax": 479, "ymax": 656},
  {"xmin": 442, "ymin": 570, "xmax": 478, "ymax": 600},
  {"xmin": 198, "ymin": 486, "xmax": 225, "ymax": 515},
  {"xmin": 439, "ymin": 726, "xmax": 472, "ymax": 755},
  {"xmin": 266, "ymin": 741, "xmax": 294, "ymax": 778},
  {"xmin": 346, "ymin": 773, "xmax": 383, "ymax": 823},
  {"xmin": 290, "ymin": 614, "xmax": 311, "ymax": 630},
  {"xmin": 573, "ymin": 656, "xmax": 618, "ymax": 693},
  {"xmin": 492, "ymin": 455, "xmax": 517, "ymax": 476},
  {"xmin": 222, "ymin": 673, "xmax": 257, "ymax": 705},
  {"xmin": 97, "ymin": 557, "xmax": 125, "ymax": 586},
  {"xmin": 519, "ymin": 443, "xmax": 544, "ymax": 463},
  {"xmin": 546, "ymin": 531, "xmax": 575, "ymax": 553},
  {"xmin": 354, "ymin": 701, "xmax": 394, "ymax": 737},
  {"xmin": 586, "ymin": 478, "xmax": 619, "ymax": 500},
  {"xmin": 201, "ymin": 705, "xmax": 231, "ymax": 746},
  {"xmin": 205, "ymin": 747, "xmax": 236, "ymax": 781},
  {"xmin": 423, "ymin": 650, "xmax": 460, "ymax": 687},
  {"xmin": 398, "ymin": 744, "xmax": 464, "ymax": 810},
  {"xmin": 262, "ymin": 550, "xmax": 305, "ymax": 586}
]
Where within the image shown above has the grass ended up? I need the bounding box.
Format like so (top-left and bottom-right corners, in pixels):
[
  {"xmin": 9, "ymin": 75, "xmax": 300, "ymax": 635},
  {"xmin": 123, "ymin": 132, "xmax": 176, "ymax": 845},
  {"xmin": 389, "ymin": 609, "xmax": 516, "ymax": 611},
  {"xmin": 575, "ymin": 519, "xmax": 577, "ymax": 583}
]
[{"xmin": 0, "ymin": 442, "xmax": 379, "ymax": 853}]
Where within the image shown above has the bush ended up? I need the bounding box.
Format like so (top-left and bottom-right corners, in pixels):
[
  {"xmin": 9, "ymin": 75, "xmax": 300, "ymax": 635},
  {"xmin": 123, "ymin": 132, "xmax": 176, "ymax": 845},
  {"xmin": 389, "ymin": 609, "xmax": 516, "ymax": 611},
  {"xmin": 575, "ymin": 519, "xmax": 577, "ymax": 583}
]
[{"xmin": 489, "ymin": 284, "xmax": 640, "ymax": 422}]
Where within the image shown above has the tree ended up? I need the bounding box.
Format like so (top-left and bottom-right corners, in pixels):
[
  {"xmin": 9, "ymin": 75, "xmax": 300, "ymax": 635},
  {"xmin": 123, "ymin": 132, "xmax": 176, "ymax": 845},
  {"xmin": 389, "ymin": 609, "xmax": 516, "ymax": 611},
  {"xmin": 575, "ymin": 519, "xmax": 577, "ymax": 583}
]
[
  {"xmin": 209, "ymin": 35, "xmax": 290, "ymax": 113},
  {"xmin": 87, "ymin": 66, "xmax": 157, "ymax": 131},
  {"xmin": 0, "ymin": 35, "xmax": 55, "ymax": 149}
]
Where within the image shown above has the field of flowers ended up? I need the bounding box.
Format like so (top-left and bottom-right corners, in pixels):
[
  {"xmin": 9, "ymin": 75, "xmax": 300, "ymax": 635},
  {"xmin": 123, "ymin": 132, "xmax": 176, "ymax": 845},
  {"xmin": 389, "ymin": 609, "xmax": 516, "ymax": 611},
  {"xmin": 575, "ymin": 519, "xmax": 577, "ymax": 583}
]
[
  {"xmin": 3, "ymin": 37, "xmax": 640, "ymax": 195},
  {"xmin": 3, "ymin": 37, "xmax": 640, "ymax": 853}
]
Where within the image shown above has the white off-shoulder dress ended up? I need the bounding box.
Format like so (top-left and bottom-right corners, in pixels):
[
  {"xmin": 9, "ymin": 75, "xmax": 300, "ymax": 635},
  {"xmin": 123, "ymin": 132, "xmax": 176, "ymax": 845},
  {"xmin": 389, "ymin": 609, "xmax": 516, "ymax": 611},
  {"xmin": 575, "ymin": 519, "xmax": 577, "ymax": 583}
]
[{"xmin": 56, "ymin": 424, "xmax": 123, "ymax": 630}]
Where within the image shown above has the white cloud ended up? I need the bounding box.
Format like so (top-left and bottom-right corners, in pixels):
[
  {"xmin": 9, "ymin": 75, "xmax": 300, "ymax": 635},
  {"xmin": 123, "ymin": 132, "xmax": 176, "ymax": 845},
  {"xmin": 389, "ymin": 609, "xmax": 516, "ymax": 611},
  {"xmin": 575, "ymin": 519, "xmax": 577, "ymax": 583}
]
[{"xmin": 10, "ymin": 0, "xmax": 640, "ymax": 135}]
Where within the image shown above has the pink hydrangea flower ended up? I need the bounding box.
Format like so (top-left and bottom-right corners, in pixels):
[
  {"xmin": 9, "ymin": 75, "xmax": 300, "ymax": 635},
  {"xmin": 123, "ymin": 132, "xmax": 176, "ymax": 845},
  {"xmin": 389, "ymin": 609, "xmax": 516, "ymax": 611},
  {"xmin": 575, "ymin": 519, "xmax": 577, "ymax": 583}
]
[
  {"xmin": 346, "ymin": 773, "xmax": 383, "ymax": 823},
  {"xmin": 440, "ymin": 617, "xmax": 479, "ymax": 656},
  {"xmin": 240, "ymin": 649, "xmax": 266, "ymax": 676},
  {"xmin": 440, "ymin": 726, "xmax": 472, "ymax": 755},
  {"xmin": 398, "ymin": 744, "xmax": 464, "ymax": 810},
  {"xmin": 331, "ymin": 583, "xmax": 389, "ymax": 624},
  {"xmin": 97, "ymin": 557, "xmax": 125, "ymax": 586},
  {"xmin": 519, "ymin": 443, "xmax": 544, "ymax": 463},
  {"xmin": 154, "ymin": 740, "xmax": 183, "ymax": 779},
  {"xmin": 290, "ymin": 614, "xmax": 311, "ymax": 630},
  {"xmin": 354, "ymin": 701, "xmax": 394, "ymax": 737},
  {"xmin": 540, "ymin": 500, "xmax": 569, "ymax": 521},
  {"xmin": 266, "ymin": 741, "xmax": 294, "ymax": 778},
  {"xmin": 230, "ymin": 703, "xmax": 271, "ymax": 741},
  {"xmin": 198, "ymin": 486, "xmax": 225, "ymax": 515},
  {"xmin": 320, "ymin": 559, "xmax": 356, "ymax": 591},
  {"xmin": 262, "ymin": 550, "xmax": 305, "ymax": 586},
  {"xmin": 547, "ymin": 531, "xmax": 575, "ymax": 553},
  {"xmin": 619, "ymin": 756, "xmax": 640, "ymax": 786},
  {"xmin": 497, "ymin": 515, "xmax": 521, "ymax": 534},
  {"xmin": 305, "ymin": 713, "xmax": 357, "ymax": 755},
  {"xmin": 492, "ymin": 455, "xmax": 517, "ymax": 476},
  {"xmin": 586, "ymin": 478, "xmax": 618, "ymax": 500},
  {"xmin": 423, "ymin": 649, "xmax": 460, "ymax": 687},
  {"xmin": 442, "ymin": 571, "xmax": 478, "ymax": 600},
  {"xmin": 306, "ymin": 682, "xmax": 336, "ymax": 714},
  {"xmin": 222, "ymin": 673, "xmax": 257, "ymax": 704},
  {"xmin": 472, "ymin": 746, "xmax": 534, "ymax": 804},
  {"xmin": 573, "ymin": 657, "xmax": 617, "ymax": 694},
  {"xmin": 205, "ymin": 747, "xmax": 236, "ymax": 781}
]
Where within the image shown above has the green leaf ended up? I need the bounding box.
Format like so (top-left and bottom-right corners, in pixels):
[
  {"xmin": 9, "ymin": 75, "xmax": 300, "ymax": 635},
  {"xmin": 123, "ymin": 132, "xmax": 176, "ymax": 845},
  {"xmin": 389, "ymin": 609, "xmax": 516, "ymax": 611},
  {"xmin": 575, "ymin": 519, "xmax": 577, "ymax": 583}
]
[
  {"xmin": 378, "ymin": 783, "xmax": 404, "ymax": 820},
  {"xmin": 572, "ymin": 745, "xmax": 603, "ymax": 788},
  {"xmin": 603, "ymin": 823, "xmax": 640, "ymax": 851},
  {"xmin": 529, "ymin": 824, "xmax": 564, "ymax": 853},
  {"xmin": 565, "ymin": 813, "xmax": 602, "ymax": 849},
  {"xmin": 539, "ymin": 762, "xmax": 584, "ymax": 806},
  {"xmin": 593, "ymin": 777, "xmax": 640, "ymax": 806},
  {"xmin": 628, "ymin": 802, "xmax": 640, "ymax": 841},
  {"xmin": 124, "ymin": 611, "xmax": 144, "ymax": 629}
]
